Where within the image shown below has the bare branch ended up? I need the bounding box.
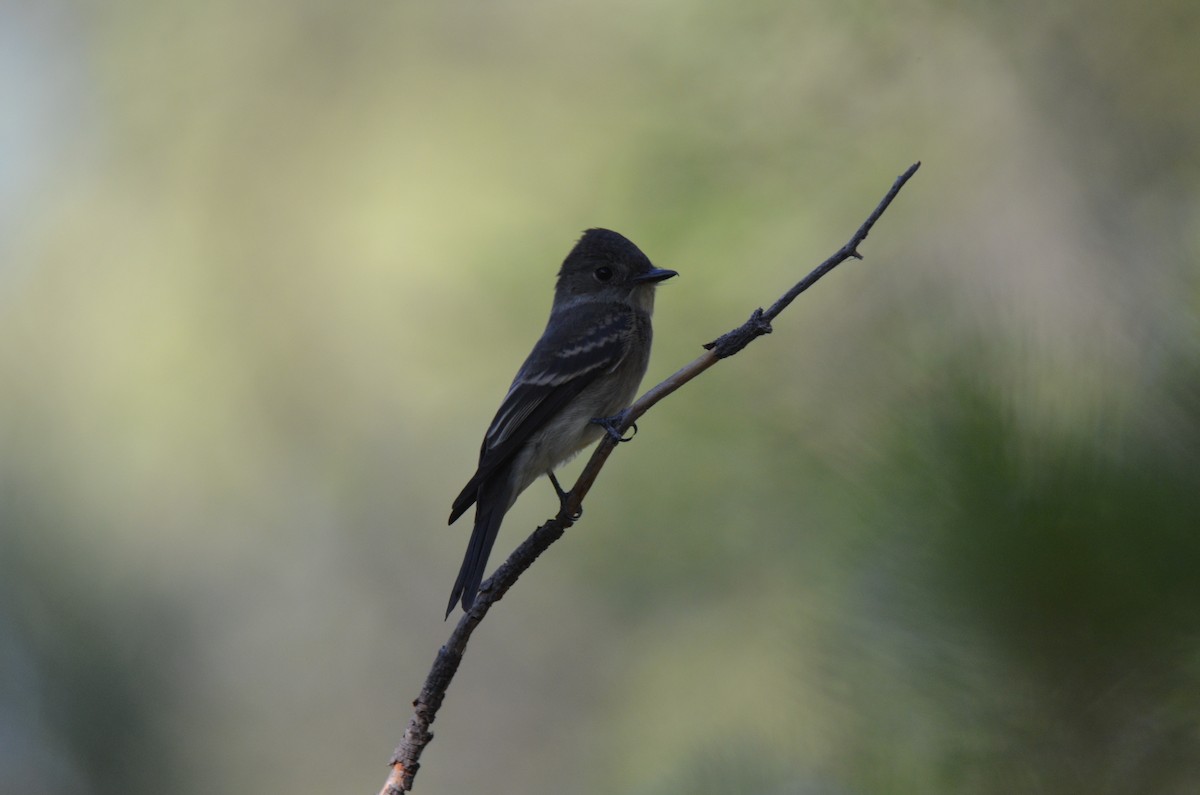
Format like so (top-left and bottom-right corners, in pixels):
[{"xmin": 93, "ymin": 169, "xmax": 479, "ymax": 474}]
[{"xmin": 380, "ymin": 161, "xmax": 921, "ymax": 793}]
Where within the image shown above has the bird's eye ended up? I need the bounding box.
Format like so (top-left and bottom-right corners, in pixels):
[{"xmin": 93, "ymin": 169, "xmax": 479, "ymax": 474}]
[{"xmin": 594, "ymin": 266, "xmax": 614, "ymax": 282}]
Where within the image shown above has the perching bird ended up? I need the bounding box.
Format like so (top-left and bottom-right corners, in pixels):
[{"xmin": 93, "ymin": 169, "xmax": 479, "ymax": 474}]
[{"xmin": 446, "ymin": 229, "xmax": 676, "ymax": 616}]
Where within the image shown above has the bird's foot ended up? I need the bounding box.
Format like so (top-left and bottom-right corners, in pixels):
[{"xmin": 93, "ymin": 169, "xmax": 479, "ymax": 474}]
[
  {"xmin": 590, "ymin": 411, "xmax": 638, "ymax": 444},
  {"xmin": 548, "ymin": 472, "xmax": 583, "ymax": 521}
]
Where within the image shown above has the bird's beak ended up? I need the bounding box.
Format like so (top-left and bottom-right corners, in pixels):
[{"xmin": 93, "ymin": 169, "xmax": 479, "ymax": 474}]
[{"xmin": 632, "ymin": 267, "xmax": 678, "ymax": 284}]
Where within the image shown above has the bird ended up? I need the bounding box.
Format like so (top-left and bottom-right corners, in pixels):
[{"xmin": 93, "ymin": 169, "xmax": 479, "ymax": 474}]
[{"xmin": 445, "ymin": 228, "xmax": 677, "ymax": 617}]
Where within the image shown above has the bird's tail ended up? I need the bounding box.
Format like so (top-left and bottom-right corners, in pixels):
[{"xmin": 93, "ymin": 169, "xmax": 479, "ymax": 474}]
[{"xmin": 445, "ymin": 478, "xmax": 511, "ymax": 618}]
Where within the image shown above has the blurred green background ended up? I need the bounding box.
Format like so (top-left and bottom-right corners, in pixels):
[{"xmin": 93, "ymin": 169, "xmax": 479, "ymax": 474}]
[{"xmin": 2, "ymin": 2, "xmax": 1199, "ymax": 794}]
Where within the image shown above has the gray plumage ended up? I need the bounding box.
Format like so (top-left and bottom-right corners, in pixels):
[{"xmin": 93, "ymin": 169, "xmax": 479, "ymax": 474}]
[{"xmin": 446, "ymin": 229, "xmax": 676, "ymax": 616}]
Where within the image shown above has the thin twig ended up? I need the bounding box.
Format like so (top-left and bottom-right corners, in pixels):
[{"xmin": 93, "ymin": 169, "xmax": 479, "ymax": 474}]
[{"xmin": 379, "ymin": 161, "xmax": 921, "ymax": 793}]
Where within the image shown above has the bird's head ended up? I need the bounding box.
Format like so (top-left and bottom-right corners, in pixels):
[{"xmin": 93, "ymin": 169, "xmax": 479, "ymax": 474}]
[{"xmin": 554, "ymin": 228, "xmax": 677, "ymax": 310}]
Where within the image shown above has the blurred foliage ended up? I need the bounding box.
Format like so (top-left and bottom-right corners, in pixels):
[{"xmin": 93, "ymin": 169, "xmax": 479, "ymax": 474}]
[{"xmin": 2, "ymin": 1, "xmax": 1199, "ymax": 794}]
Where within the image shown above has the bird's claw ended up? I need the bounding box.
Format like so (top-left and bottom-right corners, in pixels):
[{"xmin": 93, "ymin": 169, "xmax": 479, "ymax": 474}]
[
  {"xmin": 591, "ymin": 412, "xmax": 637, "ymax": 443},
  {"xmin": 548, "ymin": 472, "xmax": 583, "ymax": 520}
]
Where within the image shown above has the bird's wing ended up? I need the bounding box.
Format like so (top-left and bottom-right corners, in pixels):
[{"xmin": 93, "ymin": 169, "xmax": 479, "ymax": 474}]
[{"xmin": 449, "ymin": 302, "xmax": 633, "ymax": 523}]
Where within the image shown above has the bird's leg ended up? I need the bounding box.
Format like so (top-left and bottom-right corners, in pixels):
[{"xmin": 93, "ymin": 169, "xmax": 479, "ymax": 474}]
[
  {"xmin": 548, "ymin": 471, "xmax": 582, "ymax": 520},
  {"xmin": 547, "ymin": 471, "xmax": 568, "ymax": 503},
  {"xmin": 590, "ymin": 409, "xmax": 638, "ymax": 444}
]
